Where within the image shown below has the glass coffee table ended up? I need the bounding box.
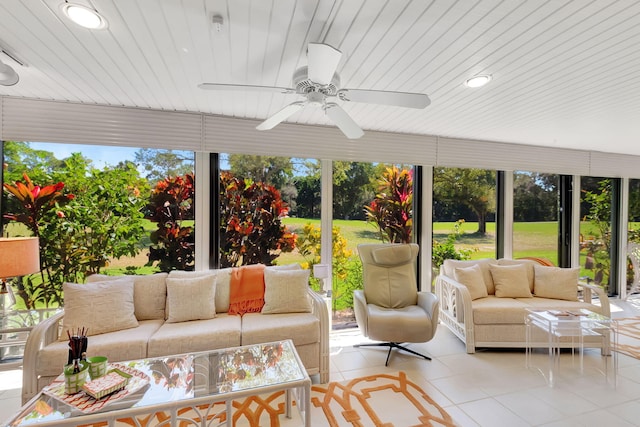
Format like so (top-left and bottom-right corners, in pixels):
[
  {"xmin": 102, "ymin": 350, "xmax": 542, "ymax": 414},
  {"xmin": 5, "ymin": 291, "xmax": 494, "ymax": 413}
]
[
  {"xmin": 5, "ymin": 340, "xmax": 311, "ymax": 426},
  {"xmin": 525, "ymin": 309, "xmax": 617, "ymax": 387}
]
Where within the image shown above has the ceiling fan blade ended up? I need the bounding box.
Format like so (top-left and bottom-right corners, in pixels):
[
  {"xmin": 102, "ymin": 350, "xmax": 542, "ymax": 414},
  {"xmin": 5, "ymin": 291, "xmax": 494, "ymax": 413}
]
[
  {"xmin": 325, "ymin": 103, "xmax": 364, "ymax": 139},
  {"xmin": 307, "ymin": 43, "xmax": 342, "ymax": 85},
  {"xmin": 338, "ymin": 89, "xmax": 431, "ymax": 109},
  {"xmin": 256, "ymin": 102, "xmax": 305, "ymax": 130},
  {"xmin": 198, "ymin": 83, "xmax": 294, "ymax": 94}
]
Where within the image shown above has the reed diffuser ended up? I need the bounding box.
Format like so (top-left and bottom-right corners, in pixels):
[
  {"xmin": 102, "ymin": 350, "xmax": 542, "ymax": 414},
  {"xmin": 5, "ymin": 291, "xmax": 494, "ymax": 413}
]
[{"xmin": 67, "ymin": 327, "xmax": 88, "ymax": 373}]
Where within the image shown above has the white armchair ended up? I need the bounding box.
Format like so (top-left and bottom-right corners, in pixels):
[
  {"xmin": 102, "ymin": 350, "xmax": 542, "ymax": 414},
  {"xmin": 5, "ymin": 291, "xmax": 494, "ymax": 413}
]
[{"xmin": 353, "ymin": 243, "xmax": 439, "ymax": 366}]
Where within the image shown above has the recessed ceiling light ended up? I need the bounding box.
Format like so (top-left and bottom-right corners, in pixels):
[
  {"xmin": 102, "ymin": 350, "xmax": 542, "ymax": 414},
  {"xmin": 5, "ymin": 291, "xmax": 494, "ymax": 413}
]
[
  {"xmin": 465, "ymin": 75, "xmax": 491, "ymax": 88},
  {"xmin": 62, "ymin": 3, "xmax": 108, "ymax": 30}
]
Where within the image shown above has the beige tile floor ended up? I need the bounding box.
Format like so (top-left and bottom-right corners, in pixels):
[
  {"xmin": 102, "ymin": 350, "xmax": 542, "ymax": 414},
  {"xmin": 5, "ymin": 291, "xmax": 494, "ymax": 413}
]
[{"xmin": 2, "ymin": 297, "xmax": 640, "ymax": 426}]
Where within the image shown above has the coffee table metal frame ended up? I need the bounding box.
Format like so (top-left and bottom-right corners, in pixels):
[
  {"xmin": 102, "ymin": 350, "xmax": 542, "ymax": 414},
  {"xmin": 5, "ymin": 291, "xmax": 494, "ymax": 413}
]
[
  {"xmin": 525, "ymin": 308, "xmax": 617, "ymax": 387},
  {"xmin": 5, "ymin": 339, "xmax": 311, "ymax": 427}
]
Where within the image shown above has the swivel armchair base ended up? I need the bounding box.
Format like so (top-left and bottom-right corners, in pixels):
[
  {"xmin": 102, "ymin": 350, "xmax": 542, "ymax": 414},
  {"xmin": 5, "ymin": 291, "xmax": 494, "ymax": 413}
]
[{"xmin": 354, "ymin": 341, "xmax": 432, "ymax": 366}]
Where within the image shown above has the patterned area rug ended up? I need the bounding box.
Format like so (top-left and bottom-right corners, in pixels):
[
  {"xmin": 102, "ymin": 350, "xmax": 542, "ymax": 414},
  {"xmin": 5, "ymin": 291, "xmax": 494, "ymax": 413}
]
[
  {"xmin": 615, "ymin": 317, "xmax": 640, "ymax": 359},
  {"xmin": 83, "ymin": 371, "xmax": 455, "ymax": 427}
]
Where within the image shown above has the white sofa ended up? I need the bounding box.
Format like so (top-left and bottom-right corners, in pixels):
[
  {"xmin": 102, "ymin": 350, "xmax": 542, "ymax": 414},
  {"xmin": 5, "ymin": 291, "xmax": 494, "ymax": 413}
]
[
  {"xmin": 435, "ymin": 258, "xmax": 611, "ymax": 354},
  {"xmin": 22, "ymin": 265, "xmax": 329, "ymax": 404}
]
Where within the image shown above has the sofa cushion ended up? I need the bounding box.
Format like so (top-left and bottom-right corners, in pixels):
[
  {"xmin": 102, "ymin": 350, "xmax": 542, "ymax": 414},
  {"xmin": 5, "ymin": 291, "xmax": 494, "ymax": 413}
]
[
  {"xmin": 39, "ymin": 319, "xmax": 163, "ymax": 377},
  {"xmin": 490, "ymin": 264, "xmax": 533, "ymax": 298},
  {"xmin": 262, "ymin": 268, "xmax": 312, "ymax": 314},
  {"xmin": 442, "ymin": 258, "xmax": 495, "ymax": 294},
  {"xmin": 87, "ymin": 273, "xmax": 168, "ymax": 320},
  {"xmin": 147, "ymin": 314, "xmax": 242, "ymax": 357},
  {"xmin": 497, "ymin": 259, "xmax": 535, "ymax": 292},
  {"xmin": 169, "ymin": 269, "xmax": 232, "ymax": 313},
  {"xmin": 533, "ymin": 266, "xmax": 579, "ymax": 301},
  {"xmin": 241, "ymin": 312, "xmax": 320, "ymax": 347},
  {"xmin": 165, "ymin": 275, "xmax": 217, "ymax": 323},
  {"xmin": 454, "ymin": 264, "xmax": 488, "ymax": 300},
  {"xmin": 61, "ymin": 278, "xmax": 138, "ymax": 339},
  {"xmin": 471, "ymin": 296, "xmax": 533, "ymax": 324}
]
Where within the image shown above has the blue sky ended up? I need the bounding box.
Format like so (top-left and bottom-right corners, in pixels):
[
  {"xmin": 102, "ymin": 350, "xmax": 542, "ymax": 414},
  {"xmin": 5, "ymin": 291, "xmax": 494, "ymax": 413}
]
[{"xmin": 29, "ymin": 142, "xmax": 140, "ymax": 169}]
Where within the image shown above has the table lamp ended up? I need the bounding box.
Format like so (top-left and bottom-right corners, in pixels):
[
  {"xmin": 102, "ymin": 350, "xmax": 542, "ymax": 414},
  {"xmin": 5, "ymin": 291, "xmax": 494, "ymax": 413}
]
[{"xmin": 0, "ymin": 237, "xmax": 40, "ymax": 311}]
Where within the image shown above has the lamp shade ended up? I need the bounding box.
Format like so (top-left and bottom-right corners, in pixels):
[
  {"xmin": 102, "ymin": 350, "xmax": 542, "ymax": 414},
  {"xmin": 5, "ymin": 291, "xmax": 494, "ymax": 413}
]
[{"xmin": 0, "ymin": 237, "xmax": 40, "ymax": 278}]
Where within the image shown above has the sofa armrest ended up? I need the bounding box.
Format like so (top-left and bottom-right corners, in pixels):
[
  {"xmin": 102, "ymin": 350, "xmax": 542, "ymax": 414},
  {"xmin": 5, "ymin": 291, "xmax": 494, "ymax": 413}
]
[
  {"xmin": 578, "ymin": 282, "xmax": 611, "ymax": 318},
  {"xmin": 435, "ymin": 274, "xmax": 476, "ymax": 353},
  {"xmin": 22, "ymin": 311, "xmax": 64, "ymax": 404},
  {"xmin": 307, "ymin": 288, "xmax": 330, "ymax": 384}
]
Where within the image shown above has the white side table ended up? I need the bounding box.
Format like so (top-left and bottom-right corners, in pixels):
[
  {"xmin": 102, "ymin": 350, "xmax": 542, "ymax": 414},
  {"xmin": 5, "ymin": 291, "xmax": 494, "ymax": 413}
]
[{"xmin": 525, "ymin": 308, "xmax": 617, "ymax": 387}]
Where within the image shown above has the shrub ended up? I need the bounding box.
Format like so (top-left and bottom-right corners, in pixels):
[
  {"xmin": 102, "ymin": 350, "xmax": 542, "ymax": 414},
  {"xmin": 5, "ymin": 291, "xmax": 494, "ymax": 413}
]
[
  {"xmin": 364, "ymin": 166, "xmax": 413, "ymax": 243},
  {"xmin": 219, "ymin": 172, "xmax": 295, "ymax": 267},
  {"xmin": 145, "ymin": 173, "xmax": 195, "ymax": 271}
]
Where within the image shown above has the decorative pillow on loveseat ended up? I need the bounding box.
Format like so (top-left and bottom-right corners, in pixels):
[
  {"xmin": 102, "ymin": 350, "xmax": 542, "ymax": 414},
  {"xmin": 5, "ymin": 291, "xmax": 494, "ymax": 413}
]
[
  {"xmin": 165, "ymin": 275, "xmax": 217, "ymax": 323},
  {"xmin": 86, "ymin": 273, "xmax": 168, "ymax": 321},
  {"xmin": 533, "ymin": 265, "xmax": 579, "ymax": 301},
  {"xmin": 262, "ymin": 268, "xmax": 311, "ymax": 314},
  {"xmin": 61, "ymin": 278, "xmax": 138, "ymax": 339},
  {"xmin": 454, "ymin": 264, "xmax": 488, "ymax": 300},
  {"xmin": 490, "ymin": 264, "xmax": 533, "ymax": 298}
]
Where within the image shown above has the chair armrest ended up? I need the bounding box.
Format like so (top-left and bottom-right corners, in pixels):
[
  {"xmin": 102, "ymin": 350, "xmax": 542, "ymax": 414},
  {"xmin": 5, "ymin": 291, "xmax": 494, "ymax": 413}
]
[
  {"xmin": 353, "ymin": 290, "xmax": 368, "ymax": 338},
  {"xmin": 307, "ymin": 288, "xmax": 330, "ymax": 383},
  {"xmin": 578, "ymin": 282, "xmax": 611, "ymax": 318},
  {"xmin": 417, "ymin": 291, "xmax": 439, "ymax": 341},
  {"xmin": 22, "ymin": 311, "xmax": 64, "ymax": 404}
]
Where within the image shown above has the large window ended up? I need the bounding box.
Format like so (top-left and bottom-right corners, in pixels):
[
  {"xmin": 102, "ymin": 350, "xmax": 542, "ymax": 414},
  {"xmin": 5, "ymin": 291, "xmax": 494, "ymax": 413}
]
[
  {"xmin": 432, "ymin": 167, "xmax": 496, "ymax": 269},
  {"xmin": 579, "ymin": 176, "xmax": 613, "ymax": 291},
  {"xmin": 1, "ymin": 142, "xmax": 194, "ymax": 308},
  {"xmin": 627, "ymin": 179, "xmax": 640, "ymax": 297},
  {"xmin": 513, "ymin": 172, "xmax": 559, "ymax": 264}
]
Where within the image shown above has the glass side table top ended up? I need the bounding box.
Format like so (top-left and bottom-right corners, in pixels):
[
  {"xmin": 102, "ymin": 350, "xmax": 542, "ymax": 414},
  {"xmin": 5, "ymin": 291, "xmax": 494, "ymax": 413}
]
[{"xmin": 8, "ymin": 340, "xmax": 307, "ymax": 426}]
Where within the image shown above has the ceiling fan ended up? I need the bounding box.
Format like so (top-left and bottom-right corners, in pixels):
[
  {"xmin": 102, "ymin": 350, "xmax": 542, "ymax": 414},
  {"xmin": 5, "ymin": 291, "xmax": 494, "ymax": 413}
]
[{"xmin": 198, "ymin": 43, "xmax": 431, "ymax": 139}]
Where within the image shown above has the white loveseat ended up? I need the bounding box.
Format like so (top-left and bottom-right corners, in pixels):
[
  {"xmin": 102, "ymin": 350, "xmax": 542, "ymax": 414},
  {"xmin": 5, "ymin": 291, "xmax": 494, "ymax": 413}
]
[
  {"xmin": 22, "ymin": 265, "xmax": 329, "ymax": 404},
  {"xmin": 435, "ymin": 258, "xmax": 610, "ymax": 354}
]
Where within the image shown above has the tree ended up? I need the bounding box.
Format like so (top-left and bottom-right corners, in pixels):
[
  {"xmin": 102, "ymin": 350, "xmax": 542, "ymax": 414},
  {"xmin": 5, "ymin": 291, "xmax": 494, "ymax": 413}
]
[
  {"xmin": 134, "ymin": 148, "xmax": 193, "ymax": 184},
  {"xmin": 433, "ymin": 167, "xmax": 496, "ymax": 234},
  {"xmin": 333, "ymin": 161, "xmax": 376, "ymax": 220},
  {"xmin": 228, "ymin": 155, "xmax": 294, "ymax": 190},
  {"xmin": 219, "ymin": 171, "xmax": 295, "ymax": 267},
  {"xmin": 513, "ymin": 172, "xmax": 558, "ymax": 221}
]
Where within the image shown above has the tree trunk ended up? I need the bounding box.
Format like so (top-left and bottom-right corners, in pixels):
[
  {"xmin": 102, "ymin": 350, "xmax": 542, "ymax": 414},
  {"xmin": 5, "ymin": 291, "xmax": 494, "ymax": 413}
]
[{"xmin": 476, "ymin": 213, "xmax": 486, "ymax": 234}]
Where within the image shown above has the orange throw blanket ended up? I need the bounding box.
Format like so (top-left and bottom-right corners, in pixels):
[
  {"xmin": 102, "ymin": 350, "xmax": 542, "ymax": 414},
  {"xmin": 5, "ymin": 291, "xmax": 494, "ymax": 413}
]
[{"xmin": 228, "ymin": 264, "xmax": 266, "ymax": 315}]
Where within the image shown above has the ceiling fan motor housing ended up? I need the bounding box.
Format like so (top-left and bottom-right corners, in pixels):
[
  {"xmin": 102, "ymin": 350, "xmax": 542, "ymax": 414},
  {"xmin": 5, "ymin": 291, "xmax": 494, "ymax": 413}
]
[{"xmin": 293, "ymin": 66, "xmax": 340, "ymax": 96}]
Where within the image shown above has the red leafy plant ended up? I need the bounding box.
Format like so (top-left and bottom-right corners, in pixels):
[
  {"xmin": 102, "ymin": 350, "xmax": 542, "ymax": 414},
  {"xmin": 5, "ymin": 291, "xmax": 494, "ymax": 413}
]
[
  {"xmin": 364, "ymin": 166, "xmax": 413, "ymax": 243},
  {"xmin": 219, "ymin": 171, "xmax": 295, "ymax": 267}
]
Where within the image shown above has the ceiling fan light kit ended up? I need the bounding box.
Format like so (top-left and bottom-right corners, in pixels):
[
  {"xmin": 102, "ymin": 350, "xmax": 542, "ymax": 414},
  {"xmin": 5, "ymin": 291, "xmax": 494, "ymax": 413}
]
[
  {"xmin": 199, "ymin": 42, "xmax": 430, "ymax": 139},
  {"xmin": 0, "ymin": 59, "xmax": 19, "ymax": 86}
]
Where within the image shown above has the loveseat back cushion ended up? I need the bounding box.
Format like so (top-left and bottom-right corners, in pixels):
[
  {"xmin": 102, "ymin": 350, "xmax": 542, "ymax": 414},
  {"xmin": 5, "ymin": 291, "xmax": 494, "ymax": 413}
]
[
  {"xmin": 497, "ymin": 258, "xmax": 535, "ymax": 292},
  {"xmin": 86, "ymin": 273, "xmax": 168, "ymax": 321},
  {"xmin": 61, "ymin": 278, "xmax": 138, "ymax": 339},
  {"xmin": 454, "ymin": 264, "xmax": 488, "ymax": 300},
  {"xmin": 489, "ymin": 264, "xmax": 533, "ymax": 298},
  {"xmin": 360, "ymin": 244, "xmax": 418, "ymax": 308},
  {"xmin": 533, "ymin": 265, "xmax": 579, "ymax": 301},
  {"xmin": 165, "ymin": 275, "xmax": 217, "ymax": 323},
  {"xmin": 442, "ymin": 258, "xmax": 495, "ymax": 294},
  {"xmin": 168, "ymin": 269, "xmax": 232, "ymax": 313}
]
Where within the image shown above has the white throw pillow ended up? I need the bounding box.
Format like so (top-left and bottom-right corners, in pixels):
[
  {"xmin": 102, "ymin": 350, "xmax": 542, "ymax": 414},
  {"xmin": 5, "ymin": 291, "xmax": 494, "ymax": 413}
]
[
  {"xmin": 61, "ymin": 278, "xmax": 138, "ymax": 339},
  {"xmin": 165, "ymin": 275, "xmax": 217, "ymax": 323},
  {"xmin": 86, "ymin": 273, "xmax": 168, "ymax": 320},
  {"xmin": 534, "ymin": 265, "xmax": 579, "ymax": 301},
  {"xmin": 454, "ymin": 264, "xmax": 488, "ymax": 300},
  {"xmin": 262, "ymin": 269, "xmax": 311, "ymax": 314},
  {"xmin": 490, "ymin": 264, "xmax": 533, "ymax": 298}
]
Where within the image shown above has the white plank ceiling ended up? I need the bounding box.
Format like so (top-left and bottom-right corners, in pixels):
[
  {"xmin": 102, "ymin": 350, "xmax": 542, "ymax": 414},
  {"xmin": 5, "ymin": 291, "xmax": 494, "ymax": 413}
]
[{"xmin": 1, "ymin": 0, "xmax": 640, "ymax": 155}]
